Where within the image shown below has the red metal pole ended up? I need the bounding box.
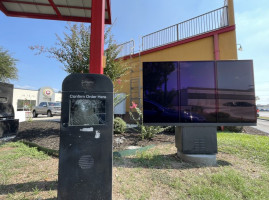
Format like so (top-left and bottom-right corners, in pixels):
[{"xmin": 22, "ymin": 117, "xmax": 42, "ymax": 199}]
[
  {"xmin": 214, "ymin": 34, "xmax": 220, "ymax": 60},
  {"xmin": 89, "ymin": 0, "xmax": 105, "ymax": 74}
]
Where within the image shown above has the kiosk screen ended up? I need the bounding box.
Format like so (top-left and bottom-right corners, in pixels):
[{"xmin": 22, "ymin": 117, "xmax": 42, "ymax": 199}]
[{"xmin": 69, "ymin": 99, "xmax": 106, "ymax": 126}]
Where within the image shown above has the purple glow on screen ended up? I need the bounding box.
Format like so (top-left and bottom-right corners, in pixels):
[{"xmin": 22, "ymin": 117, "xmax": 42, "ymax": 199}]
[
  {"xmin": 179, "ymin": 61, "xmax": 217, "ymax": 122},
  {"xmin": 143, "ymin": 60, "xmax": 256, "ymax": 124},
  {"xmin": 143, "ymin": 62, "xmax": 179, "ymax": 123}
]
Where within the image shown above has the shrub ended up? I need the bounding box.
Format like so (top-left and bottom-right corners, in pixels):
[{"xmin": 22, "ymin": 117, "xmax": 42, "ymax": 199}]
[
  {"xmin": 140, "ymin": 126, "xmax": 167, "ymax": 140},
  {"xmin": 114, "ymin": 117, "xmax": 127, "ymax": 134},
  {"xmin": 129, "ymin": 102, "xmax": 170, "ymax": 140},
  {"xmin": 223, "ymin": 126, "xmax": 243, "ymax": 133},
  {"xmin": 165, "ymin": 126, "xmax": 175, "ymax": 134}
]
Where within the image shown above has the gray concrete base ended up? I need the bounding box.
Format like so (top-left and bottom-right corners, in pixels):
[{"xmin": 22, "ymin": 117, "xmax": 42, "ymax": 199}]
[{"xmin": 177, "ymin": 151, "xmax": 217, "ymax": 166}]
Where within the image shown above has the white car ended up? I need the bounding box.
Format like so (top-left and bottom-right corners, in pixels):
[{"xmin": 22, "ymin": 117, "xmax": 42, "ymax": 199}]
[{"xmin": 32, "ymin": 102, "xmax": 61, "ymax": 117}]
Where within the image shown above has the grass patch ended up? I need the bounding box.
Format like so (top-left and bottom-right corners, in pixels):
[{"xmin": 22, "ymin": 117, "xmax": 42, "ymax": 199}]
[
  {"xmin": 188, "ymin": 169, "xmax": 269, "ymax": 200},
  {"xmin": 0, "ymin": 142, "xmax": 49, "ymax": 185},
  {"xmin": 0, "ymin": 142, "xmax": 57, "ymax": 199},
  {"xmin": 1, "ymin": 133, "xmax": 269, "ymax": 200},
  {"xmin": 132, "ymin": 148, "xmax": 174, "ymax": 168},
  {"xmin": 218, "ymin": 132, "xmax": 269, "ymax": 169},
  {"xmin": 21, "ymin": 140, "xmax": 59, "ymax": 157},
  {"xmin": 0, "ymin": 142, "xmax": 49, "ymax": 161},
  {"xmin": 258, "ymin": 116, "xmax": 269, "ymax": 120}
]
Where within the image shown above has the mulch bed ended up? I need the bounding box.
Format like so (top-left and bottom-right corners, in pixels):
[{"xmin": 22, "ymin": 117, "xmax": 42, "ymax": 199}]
[
  {"xmin": 242, "ymin": 126, "xmax": 269, "ymax": 136},
  {"xmin": 14, "ymin": 121, "xmax": 175, "ymax": 151},
  {"xmin": 13, "ymin": 121, "xmax": 268, "ymax": 152}
]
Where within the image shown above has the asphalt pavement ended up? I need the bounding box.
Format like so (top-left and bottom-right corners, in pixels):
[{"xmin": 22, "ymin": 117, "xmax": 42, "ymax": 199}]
[
  {"xmin": 260, "ymin": 111, "xmax": 269, "ymax": 118},
  {"xmin": 252, "ymin": 111, "xmax": 269, "ymax": 134},
  {"xmin": 253, "ymin": 119, "xmax": 269, "ymax": 134}
]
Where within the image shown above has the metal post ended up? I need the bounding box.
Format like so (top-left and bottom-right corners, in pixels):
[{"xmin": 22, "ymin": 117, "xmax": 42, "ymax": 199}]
[
  {"xmin": 89, "ymin": 0, "xmax": 105, "ymax": 74},
  {"xmin": 176, "ymin": 24, "xmax": 179, "ymax": 41}
]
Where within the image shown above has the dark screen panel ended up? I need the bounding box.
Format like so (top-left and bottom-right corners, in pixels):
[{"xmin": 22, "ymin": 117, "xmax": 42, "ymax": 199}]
[
  {"xmin": 217, "ymin": 60, "xmax": 254, "ymax": 93},
  {"xmin": 143, "ymin": 62, "xmax": 179, "ymax": 123},
  {"xmin": 142, "ymin": 60, "xmax": 256, "ymax": 125},
  {"xmin": 179, "ymin": 61, "xmax": 217, "ymax": 122},
  {"xmin": 217, "ymin": 60, "xmax": 256, "ymax": 123}
]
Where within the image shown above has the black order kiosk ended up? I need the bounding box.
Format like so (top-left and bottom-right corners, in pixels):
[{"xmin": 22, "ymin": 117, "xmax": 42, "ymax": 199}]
[{"xmin": 58, "ymin": 73, "xmax": 113, "ymax": 200}]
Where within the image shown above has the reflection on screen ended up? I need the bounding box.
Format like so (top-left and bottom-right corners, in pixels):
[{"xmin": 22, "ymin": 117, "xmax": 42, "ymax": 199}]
[
  {"xmin": 179, "ymin": 61, "xmax": 216, "ymax": 123},
  {"xmin": 216, "ymin": 61, "xmax": 255, "ymax": 123},
  {"xmin": 143, "ymin": 60, "xmax": 256, "ymax": 124},
  {"xmin": 69, "ymin": 99, "xmax": 106, "ymax": 126},
  {"xmin": 143, "ymin": 62, "xmax": 179, "ymax": 123}
]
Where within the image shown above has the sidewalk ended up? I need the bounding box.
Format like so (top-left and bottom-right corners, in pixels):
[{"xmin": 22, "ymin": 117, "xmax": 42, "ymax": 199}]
[{"xmin": 32, "ymin": 115, "xmax": 60, "ymax": 122}]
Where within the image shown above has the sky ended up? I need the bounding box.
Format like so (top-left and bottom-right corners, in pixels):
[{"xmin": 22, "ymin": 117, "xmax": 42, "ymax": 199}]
[{"xmin": 0, "ymin": 0, "xmax": 268, "ymax": 105}]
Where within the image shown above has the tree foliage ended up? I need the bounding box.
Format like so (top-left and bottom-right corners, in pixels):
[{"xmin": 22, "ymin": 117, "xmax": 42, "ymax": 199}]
[
  {"xmin": 0, "ymin": 47, "xmax": 18, "ymax": 82},
  {"xmin": 104, "ymin": 27, "xmax": 129, "ymax": 81},
  {"xmin": 30, "ymin": 23, "xmax": 129, "ymax": 80}
]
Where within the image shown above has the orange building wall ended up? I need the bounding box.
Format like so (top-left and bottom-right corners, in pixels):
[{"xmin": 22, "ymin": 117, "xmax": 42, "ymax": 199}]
[{"xmin": 219, "ymin": 31, "xmax": 238, "ymax": 60}]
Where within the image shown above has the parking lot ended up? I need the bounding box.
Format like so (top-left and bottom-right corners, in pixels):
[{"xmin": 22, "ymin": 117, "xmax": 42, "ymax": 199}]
[{"xmin": 260, "ymin": 111, "xmax": 269, "ymax": 118}]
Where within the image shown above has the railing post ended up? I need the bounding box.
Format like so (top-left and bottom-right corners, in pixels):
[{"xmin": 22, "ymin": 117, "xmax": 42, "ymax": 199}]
[
  {"xmin": 135, "ymin": 6, "xmax": 228, "ymax": 52},
  {"xmin": 141, "ymin": 37, "xmax": 144, "ymax": 51},
  {"xmin": 177, "ymin": 24, "xmax": 179, "ymax": 41}
]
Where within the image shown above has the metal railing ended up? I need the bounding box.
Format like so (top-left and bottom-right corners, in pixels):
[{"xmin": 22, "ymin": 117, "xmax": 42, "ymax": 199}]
[
  {"xmin": 116, "ymin": 40, "xmax": 135, "ymax": 58},
  {"xmin": 142, "ymin": 6, "xmax": 228, "ymax": 51}
]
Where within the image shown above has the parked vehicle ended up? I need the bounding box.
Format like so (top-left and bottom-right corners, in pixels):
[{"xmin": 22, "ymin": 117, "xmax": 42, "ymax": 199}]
[{"xmin": 32, "ymin": 102, "xmax": 61, "ymax": 117}]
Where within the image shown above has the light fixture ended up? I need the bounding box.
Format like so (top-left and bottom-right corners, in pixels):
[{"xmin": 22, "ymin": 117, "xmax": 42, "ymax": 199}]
[{"xmin": 237, "ymin": 44, "xmax": 243, "ymax": 51}]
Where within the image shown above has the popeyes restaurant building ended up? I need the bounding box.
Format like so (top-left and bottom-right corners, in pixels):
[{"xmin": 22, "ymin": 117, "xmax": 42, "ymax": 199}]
[{"xmin": 13, "ymin": 87, "xmax": 62, "ymax": 121}]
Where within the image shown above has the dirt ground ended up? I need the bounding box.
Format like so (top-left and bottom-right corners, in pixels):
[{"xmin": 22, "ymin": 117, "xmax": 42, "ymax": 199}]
[
  {"xmin": 13, "ymin": 121, "xmax": 268, "ymax": 152},
  {"xmin": 14, "ymin": 121, "xmax": 175, "ymax": 151}
]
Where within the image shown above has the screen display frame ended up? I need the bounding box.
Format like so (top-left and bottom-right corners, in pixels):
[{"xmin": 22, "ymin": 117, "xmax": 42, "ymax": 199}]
[{"xmin": 143, "ymin": 60, "xmax": 257, "ymax": 126}]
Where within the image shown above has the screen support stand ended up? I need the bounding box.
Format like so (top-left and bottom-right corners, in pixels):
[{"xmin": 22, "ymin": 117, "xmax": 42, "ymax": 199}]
[{"xmin": 175, "ymin": 126, "xmax": 217, "ymax": 166}]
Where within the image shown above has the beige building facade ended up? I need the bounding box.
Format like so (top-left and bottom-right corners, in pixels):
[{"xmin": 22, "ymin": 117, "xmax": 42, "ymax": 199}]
[{"xmin": 13, "ymin": 87, "xmax": 62, "ymax": 121}]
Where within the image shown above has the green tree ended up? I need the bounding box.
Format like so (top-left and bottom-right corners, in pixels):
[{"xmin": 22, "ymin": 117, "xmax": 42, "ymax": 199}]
[
  {"xmin": 0, "ymin": 47, "xmax": 18, "ymax": 82},
  {"xmin": 30, "ymin": 23, "xmax": 129, "ymax": 80},
  {"xmin": 104, "ymin": 27, "xmax": 129, "ymax": 81}
]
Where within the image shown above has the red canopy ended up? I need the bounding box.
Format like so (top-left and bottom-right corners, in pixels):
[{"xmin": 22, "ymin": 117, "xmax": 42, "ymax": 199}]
[{"xmin": 0, "ymin": 0, "xmax": 111, "ymax": 24}]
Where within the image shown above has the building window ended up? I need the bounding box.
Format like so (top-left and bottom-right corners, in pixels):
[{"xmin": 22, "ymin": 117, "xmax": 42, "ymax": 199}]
[{"xmin": 17, "ymin": 99, "xmax": 36, "ymax": 111}]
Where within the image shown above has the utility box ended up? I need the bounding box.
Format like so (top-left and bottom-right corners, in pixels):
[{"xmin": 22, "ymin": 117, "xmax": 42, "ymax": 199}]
[
  {"xmin": 0, "ymin": 82, "xmax": 19, "ymax": 137},
  {"xmin": 58, "ymin": 73, "xmax": 113, "ymax": 200},
  {"xmin": 175, "ymin": 126, "xmax": 217, "ymax": 154}
]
